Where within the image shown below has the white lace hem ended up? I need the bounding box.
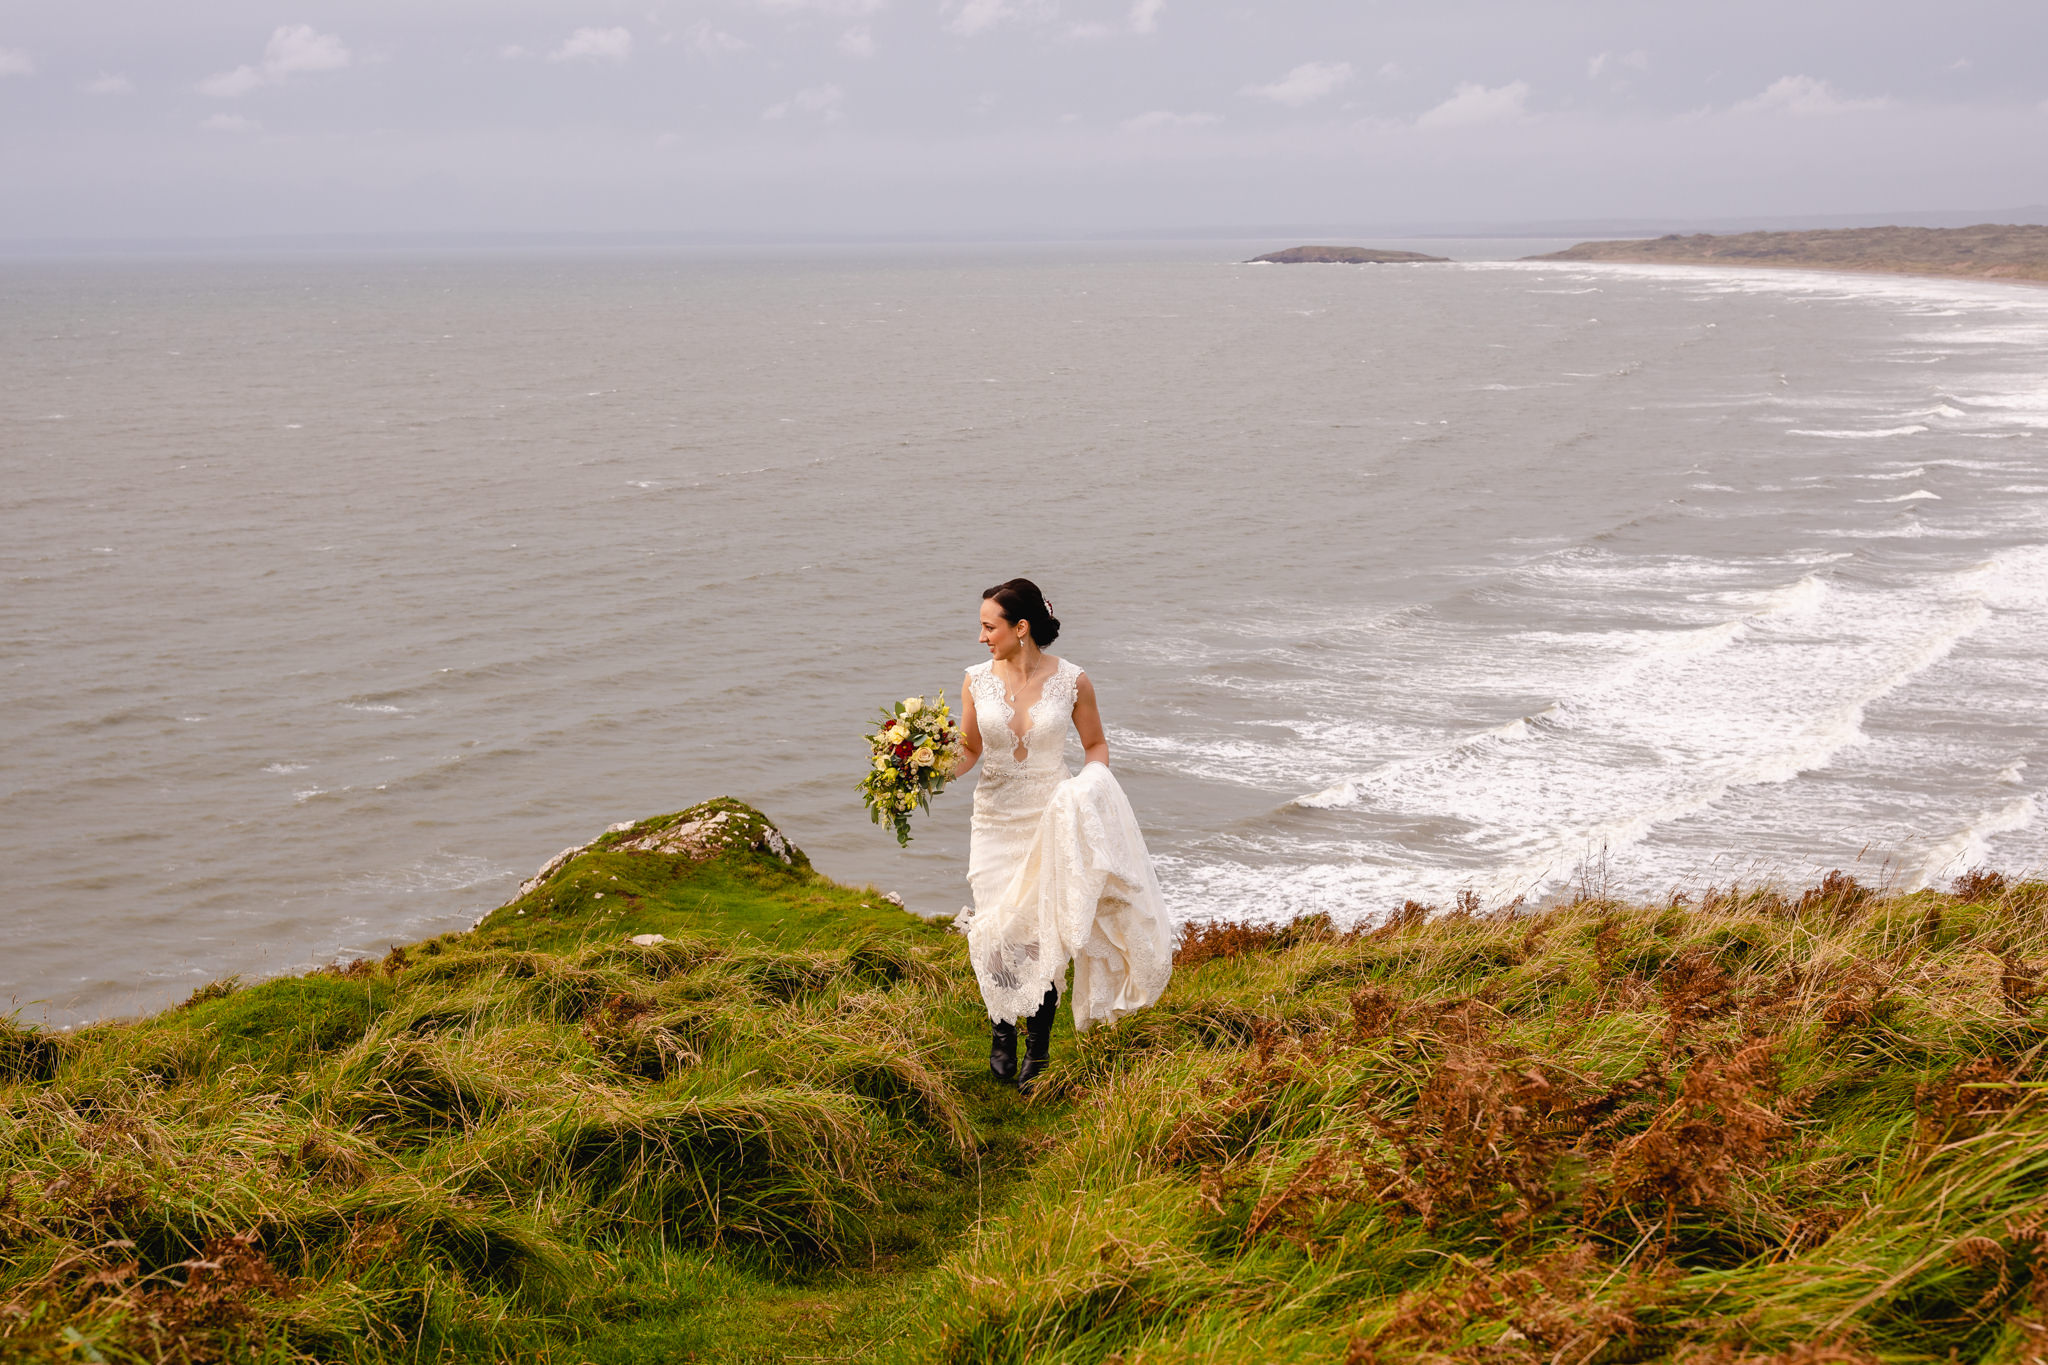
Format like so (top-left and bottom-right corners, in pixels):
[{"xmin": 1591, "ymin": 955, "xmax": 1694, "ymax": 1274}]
[{"xmin": 966, "ymin": 763, "xmax": 1174, "ymax": 1031}]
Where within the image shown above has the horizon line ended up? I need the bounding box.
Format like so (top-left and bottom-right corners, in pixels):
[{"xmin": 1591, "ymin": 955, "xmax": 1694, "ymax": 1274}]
[{"xmin": 6, "ymin": 206, "xmax": 2048, "ymax": 260}]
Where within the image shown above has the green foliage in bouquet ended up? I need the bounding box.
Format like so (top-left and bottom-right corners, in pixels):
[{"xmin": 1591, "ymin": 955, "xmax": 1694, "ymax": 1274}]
[{"xmin": 860, "ymin": 694, "xmax": 964, "ymax": 846}]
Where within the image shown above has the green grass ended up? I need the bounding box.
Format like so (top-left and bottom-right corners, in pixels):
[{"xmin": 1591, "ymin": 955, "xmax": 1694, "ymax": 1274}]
[{"xmin": 7, "ymin": 804, "xmax": 2048, "ymax": 1364}]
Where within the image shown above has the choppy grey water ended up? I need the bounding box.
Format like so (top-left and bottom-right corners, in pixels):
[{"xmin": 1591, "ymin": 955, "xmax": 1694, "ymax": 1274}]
[{"xmin": 5, "ymin": 240, "xmax": 2046, "ymax": 1025}]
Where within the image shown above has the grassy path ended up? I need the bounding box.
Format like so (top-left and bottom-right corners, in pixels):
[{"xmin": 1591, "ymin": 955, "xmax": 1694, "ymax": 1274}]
[{"xmin": 576, "ymin": 1060, "xmax": 1067, "ymax": 1364}]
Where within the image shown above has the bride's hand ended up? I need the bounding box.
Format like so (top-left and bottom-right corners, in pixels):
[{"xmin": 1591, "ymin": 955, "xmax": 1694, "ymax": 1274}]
[{"xmin": 954, "ymin": 670, "xmax": 983, "ymax": 778}]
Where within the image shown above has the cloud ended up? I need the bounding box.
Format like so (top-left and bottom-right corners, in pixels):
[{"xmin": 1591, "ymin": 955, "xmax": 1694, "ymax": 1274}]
[
  {"xmin": 0, "ymin": 46, "xmax": 33, "ymax": 77},
  {"xmin": 1415, "ymin": 79, "xmax": 1530, "ymax": 129},
  {"xmin": 1068, "ymin": 0, "xmax": 1163, "ymax": 41},
  {"xmin": 499, "ymin": 44, "xmax": 529, "ymax": 60},
  {"xmin": 1733, "ymin": 74, "xmax": 1888, "ymax": 116},
  {"xmin": 685, "ymin": 21, "xmax": 749, "ymax": 55},
  {"xmin": 838, "ymin": 26, "xmax": 876, "ymax": 58},
  {"xmin": 1120, "ymin": 109, "xmax": 1219, "ymax": 131},
  {"xmin": 263, "ymin": 26, "xmax": 350, "ymax": 74},
  {"xmin": 1241, "ymin": 61, "xmax": 1353, "ymax": 107},
  {"xmin": 198, "ymin": 25, "xmax": 350, "ymax": 97},
  {"xmin": 763, "ymin": 83, "xmax": 844, "ymax": 121},
  {"xmin": 1945, "ymin": 57, "xmax": 1971, "ymax": 73},
  {"xmin": 946, "ymin": 0, "xmax": 1014, "ymax": 36},
  {"xmin": 200, "ymin": 113, "xmax": 260, "ymax": 133},
  {"xmin": 757, "ymin": 0, "xmax": 887, "ymax": 13},
  {"xmin": 1377, "ymin": 61, "xmax": 1404, "ymax": 79},
  {"xmin": 550, "ymin": 27, "xmax": 634, "ymax": 63},
  {"xmin": 1586, "ymin": 49, "xmax": 1647, "ymax": 79},
  {"xmin": 200, "ymin": 68, "xmax": 266, "ymax": 97},
  {"xmin": 82, "ymin": 72, "xmax": 134, "ymax": 95}
]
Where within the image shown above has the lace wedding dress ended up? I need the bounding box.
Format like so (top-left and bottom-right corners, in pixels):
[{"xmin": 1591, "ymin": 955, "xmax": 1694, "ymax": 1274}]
[{"xmin": 961, "ymin": 658, "xmax": 1174, "ymax": 1031}]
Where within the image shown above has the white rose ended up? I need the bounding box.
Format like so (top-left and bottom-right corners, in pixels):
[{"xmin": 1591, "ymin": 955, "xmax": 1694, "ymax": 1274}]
[
  {"xmin": 902, "ymin": 697, "xmax": 923, "ymax": 715},
  {"xmin": 887, "ymin": 724, "xmax": 909, "ymax": 743},
  {"xmin": 912, "ymin": 746, "xmax": 935, "ymax": 768},
  {"xmin": 873, "ymin": 755, "xmax": 890, "ymax": 771}
]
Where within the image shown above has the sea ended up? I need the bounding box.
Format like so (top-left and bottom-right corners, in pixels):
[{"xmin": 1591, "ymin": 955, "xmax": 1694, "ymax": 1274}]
[{"xmin": 5, "ymin": 238, "xmax": 2046, "ymax": 1026}]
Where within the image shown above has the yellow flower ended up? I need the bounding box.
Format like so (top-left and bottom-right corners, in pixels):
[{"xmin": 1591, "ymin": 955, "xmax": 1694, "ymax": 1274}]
[
  {"xmin": 887, "ymin": 724, "xmax": 909, "ymax": 744},
  {"xmin": 873, "ymin": 755, "xmax": 890, "ymax": 772}
]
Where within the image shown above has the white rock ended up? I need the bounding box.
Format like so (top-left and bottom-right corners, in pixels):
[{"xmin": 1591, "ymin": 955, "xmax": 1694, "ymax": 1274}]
[
  {"xmin": 518, "ymin": 844, "xmax": 587, "ymax": 897},
  {"xmin": 628, "ymin": 933, "xmax": 667, "ymax": 946}
]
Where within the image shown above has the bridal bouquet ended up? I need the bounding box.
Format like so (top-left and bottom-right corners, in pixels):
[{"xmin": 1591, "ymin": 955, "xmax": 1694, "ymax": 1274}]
[{"xmin": 860, "ymin": 693, "xmax": 964, "ymax": 846}]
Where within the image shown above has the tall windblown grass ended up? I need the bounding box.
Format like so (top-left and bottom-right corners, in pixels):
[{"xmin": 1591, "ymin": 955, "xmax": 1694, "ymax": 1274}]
[
  {"xmin": 913, "ymin": 874, "xmax": 2048, "ymax": 1364},
  {"xmin": 0, "ymin": 917, "xmax": 975, "ymax": 1362},
  {"xmin": 8, "ymin": 799, "xmax": 2048, "ymax": 1364}
]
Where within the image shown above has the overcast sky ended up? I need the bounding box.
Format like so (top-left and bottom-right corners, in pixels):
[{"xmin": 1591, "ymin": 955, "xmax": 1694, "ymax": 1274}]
[{"xmin": 3, "ymin": 1, "xmax": 2044, "ymax": 241}]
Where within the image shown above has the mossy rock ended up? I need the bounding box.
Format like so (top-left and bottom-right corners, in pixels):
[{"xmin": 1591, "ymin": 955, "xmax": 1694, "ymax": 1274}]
[
  {"xmin": 517, "ymin": 797, "xmax": 810, "ymax": 902},
  {"xmin": 474, "ymin": 799, "xmax": 939, "ymax": 952}
]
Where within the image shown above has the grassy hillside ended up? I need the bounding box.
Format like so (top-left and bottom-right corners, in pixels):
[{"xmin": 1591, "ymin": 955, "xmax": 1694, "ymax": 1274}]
[
  {"xmin": 6, "ymin": 801, "xmax": 2048, "ymax": 1363},
  {"xmin": 1530, "ymin": 224, "xmax": 2048, "ymax": 284}
]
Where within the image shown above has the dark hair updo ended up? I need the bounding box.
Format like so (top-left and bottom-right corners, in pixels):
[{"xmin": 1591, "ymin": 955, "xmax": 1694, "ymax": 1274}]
[{"xmin": 983, "ymin": 577, "xmax": 1061, "ymax": 647}]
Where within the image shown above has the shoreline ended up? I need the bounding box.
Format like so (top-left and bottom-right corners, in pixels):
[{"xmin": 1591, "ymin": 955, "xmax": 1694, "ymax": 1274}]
[
  {"xmin": 1529, "ymin": 222, "xmax": 2048, "ymax": 290},
  {"xmin": 1525, "ymin": 254, "xmax": 2048, "ymax": 291}
]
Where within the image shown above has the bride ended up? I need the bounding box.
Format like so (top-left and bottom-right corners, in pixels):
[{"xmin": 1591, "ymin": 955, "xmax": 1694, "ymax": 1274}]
[{"xmin": 952, "ymin": 578, "xmax": 1173, "ymax": 1092}]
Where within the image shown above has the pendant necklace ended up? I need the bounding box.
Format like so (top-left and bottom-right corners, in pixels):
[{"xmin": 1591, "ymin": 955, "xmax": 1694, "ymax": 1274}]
[{"xmin": 1005, "ymin": 657, "xmax": 1040, "ymax": 704}]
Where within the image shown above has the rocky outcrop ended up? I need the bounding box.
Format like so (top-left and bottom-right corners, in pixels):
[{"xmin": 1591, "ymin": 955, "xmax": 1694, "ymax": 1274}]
[
  {"xmin": 514, "ymin": 797, "xmax": 802, "ymax": 899},
  {"xmin": 1249, "ymin": 245, "xmax": 1451, "ymax": 264}
]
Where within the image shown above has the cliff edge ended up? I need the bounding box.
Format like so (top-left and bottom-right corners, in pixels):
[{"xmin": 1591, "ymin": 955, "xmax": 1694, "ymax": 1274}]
[{"xmin": 5, "ymin": 800, "xmax": 2047, "ymax": 1364}]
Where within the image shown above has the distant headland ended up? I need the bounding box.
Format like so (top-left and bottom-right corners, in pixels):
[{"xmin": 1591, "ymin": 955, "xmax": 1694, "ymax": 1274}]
[
  {"xmin": 1249, "ymin": 245, "xmax": 1451, "ymax": 264},
  {"xmin": 1531, "ymin": 223, "xmax": 2048, "ymax": 285}
]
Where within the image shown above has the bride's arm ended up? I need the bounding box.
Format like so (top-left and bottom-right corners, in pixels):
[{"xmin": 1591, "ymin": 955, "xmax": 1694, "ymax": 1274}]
[
  {"xmin": 1073, "ymin": 673, "xmax": 1110, "ymax": 769},
  {"xmin": 953, "ymin": 671, "xmax": 982, "ymax": 778}
]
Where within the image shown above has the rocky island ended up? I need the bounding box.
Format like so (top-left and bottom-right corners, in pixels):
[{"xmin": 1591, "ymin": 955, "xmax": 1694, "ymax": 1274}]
[
  {"xmin": 1250, "ymin": 245, "xmax": 1451, "ymax": 264},
  {"xmin": 1532, "ymin": 222, "xmax": 2048, "ymax": 284},
  {"xmin": 5, "ymin": 798, "xmax": 2047, "ymax": 1362}
]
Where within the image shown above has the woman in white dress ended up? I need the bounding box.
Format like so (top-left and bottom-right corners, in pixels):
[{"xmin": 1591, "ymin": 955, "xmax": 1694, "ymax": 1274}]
[{"xmin": 953, "ymin": 579, "xmax": 1173, "ymax": 1091}]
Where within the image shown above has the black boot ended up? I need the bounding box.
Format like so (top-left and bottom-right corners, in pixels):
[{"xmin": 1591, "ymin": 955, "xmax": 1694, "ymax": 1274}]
[
  {"xmin": 1016, "ymin": 986, "xmax": 1058, "ymax": 1093},
  {"xmin": 988, "ymin": 1020, "xmax": 1018, "ymax": 1083}
]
